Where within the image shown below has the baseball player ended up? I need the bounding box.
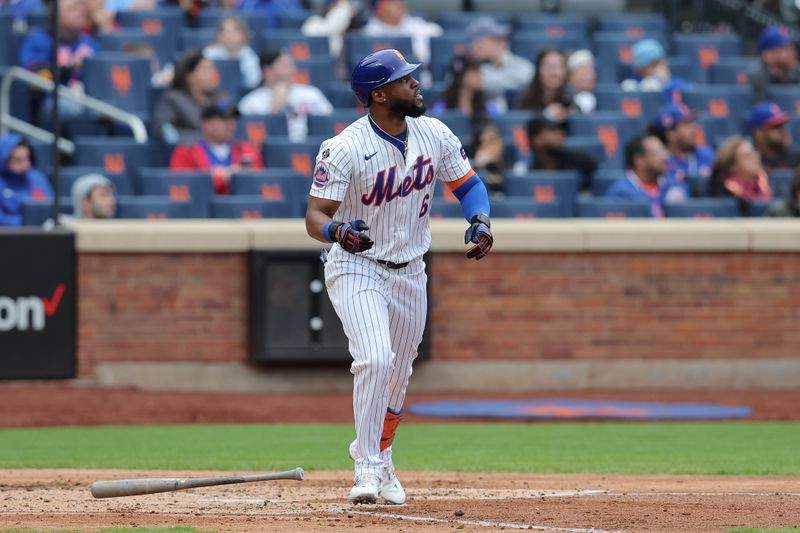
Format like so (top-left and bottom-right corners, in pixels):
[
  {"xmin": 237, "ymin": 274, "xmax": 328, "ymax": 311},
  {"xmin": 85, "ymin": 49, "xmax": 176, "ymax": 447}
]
[{"xmin": 305, "ymin": 49, "xmax": 494, "ymax": 505}]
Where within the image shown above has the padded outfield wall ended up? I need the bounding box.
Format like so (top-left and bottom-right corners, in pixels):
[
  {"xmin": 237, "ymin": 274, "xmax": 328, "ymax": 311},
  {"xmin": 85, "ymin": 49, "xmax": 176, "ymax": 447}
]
[{"xmin": 68, "ymin": 219, "xmax": 800, "ymax": 392}]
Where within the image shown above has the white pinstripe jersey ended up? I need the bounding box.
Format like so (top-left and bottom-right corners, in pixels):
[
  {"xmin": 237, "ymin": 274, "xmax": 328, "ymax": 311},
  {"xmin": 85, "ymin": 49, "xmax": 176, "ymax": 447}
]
[{"xmin": 309, "ymin": 114, "xmax": 472, "ymax": 263}]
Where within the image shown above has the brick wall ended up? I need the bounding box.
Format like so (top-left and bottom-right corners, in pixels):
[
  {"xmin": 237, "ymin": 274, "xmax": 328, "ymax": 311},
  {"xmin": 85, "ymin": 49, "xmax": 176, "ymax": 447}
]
[
  {"xmin": 430, "ymin": 252, "xmax": 800, "ymax": 360},
  {"xmin": 77, "ymin": 251, "xmax": 800, "ymax": 376},
  {"xmin": 77, "ymin": 254, "xmax": 248, "ymax": 377}
]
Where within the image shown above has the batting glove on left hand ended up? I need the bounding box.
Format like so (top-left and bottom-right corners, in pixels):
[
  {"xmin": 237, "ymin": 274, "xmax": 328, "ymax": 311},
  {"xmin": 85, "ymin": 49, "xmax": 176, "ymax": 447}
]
[{"xmin": 464, "ymin": 214, "xmax": 493, "ymax": 261}]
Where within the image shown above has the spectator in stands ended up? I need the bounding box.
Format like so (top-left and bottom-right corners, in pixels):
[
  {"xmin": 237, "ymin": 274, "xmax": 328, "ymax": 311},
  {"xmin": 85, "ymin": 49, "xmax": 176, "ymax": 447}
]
[
  {"xmin": 84, "ymin": 0, "xmax": 116, "ymax": 34},
  {"xmin": 709, "ymin": 135, "xmax": 773, "ymax": 215},
  {"xmin": 430, "ymin": 54, "xmax": 500, "ymax": 125},
  {"xmin": 0, "ymin": 134, "xmax": 53, "ymax": 227},
  {"xmin": 71, "ymin": 173, "xmax": 116, "ymax": 219},
  {"xmin": 362, "ymin": 0, "xmax": 442, "ymax": 66},
  {"xmin": 648, "ymin": 102, "xmax": 714, "ymax": 182},
  {"xmin": 527, "ymin": 115, "xmax": 597, "ymax": 192},
  {"xmin": 153, "ymin": 51, "xmax": 227, "ymax": 144},
  {"xmin": 19, "ymin": 0, "xmax": 101, "ymax": 126},
  {"xmin": 606, "ymin": 134, "xmax": 689, "ymax": 218},
  {"xmin": 238, "ymin": 49, "xmax": 333, "ymax": 142},
  {"xmin": 765, "ymin": 167, "xmax": 800, "ymax": 217},
  {"xmin": 518, "ymin": 49, "xmax": 571, "ymax": 122},
  {"xmin": 122, "ymin": 42, "xmax": 175, "ymax": 88},
  {"xmin": 467, "ymin": 16, "xmax": 533, "ymax": 113},
  {"xmin": 203, "ymin": 17, "xmax": 262, "ymax": 91},
  {"xmin": 470, "ymin": 122, "xmax": 505, "ymax": 195},
  {"xmin": 170, "ymin": 101, "xmax": 264, "ymax": 195},
  {"xmin": 0, "ymin": 0, "xmax": 44, "ymax": 29},
  {"xmin": 621, "ymin": 39, "xmax": 689, "ymax": 102},
  {"xmin": 748, "ymin": 102, "xmax": 800, "ymax": 171},
  {"xmin": 749, "ymin": 26, "xmax": 800, "ymax": 103},
  {"xmin": 302, "ymin": 0, "xmax": 363, "ymax": 60},
  {"xmin": 566, "ymin": 49, "xmax": 596, "ymax": 114}
]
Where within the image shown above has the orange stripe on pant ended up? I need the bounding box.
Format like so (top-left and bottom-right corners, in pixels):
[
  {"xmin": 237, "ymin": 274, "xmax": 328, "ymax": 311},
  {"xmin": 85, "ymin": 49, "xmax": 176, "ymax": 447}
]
[{"xmin": 380, "ymin": 409, "xmax": 404, "ymax": 451}]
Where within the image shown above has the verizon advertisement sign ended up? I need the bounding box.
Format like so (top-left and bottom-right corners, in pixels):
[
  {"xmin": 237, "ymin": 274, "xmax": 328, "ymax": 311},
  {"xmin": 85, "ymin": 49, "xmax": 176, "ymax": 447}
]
[{"xmin": 0, "ymin": 230, "xmax": 75, "ymax": 379}]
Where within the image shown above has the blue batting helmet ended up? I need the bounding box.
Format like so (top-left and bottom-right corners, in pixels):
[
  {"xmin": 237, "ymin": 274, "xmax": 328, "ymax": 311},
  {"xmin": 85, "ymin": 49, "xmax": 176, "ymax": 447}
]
[{"xmin": 350, "ymin": 49, "xmax": 422, "ymax": 106}]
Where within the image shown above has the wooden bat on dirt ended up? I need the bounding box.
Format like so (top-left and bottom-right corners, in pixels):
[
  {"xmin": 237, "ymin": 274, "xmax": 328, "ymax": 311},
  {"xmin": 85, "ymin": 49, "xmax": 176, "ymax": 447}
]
[{"xmin": 90, "ymin": 467, "xmax": 305, "ymax": 498}]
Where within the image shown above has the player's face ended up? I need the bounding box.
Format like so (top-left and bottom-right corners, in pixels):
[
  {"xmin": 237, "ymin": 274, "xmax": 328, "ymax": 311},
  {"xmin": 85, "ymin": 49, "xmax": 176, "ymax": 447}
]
[{"xmin": 384, "ymin": 74, "xmax": 426, "ymax": 118}]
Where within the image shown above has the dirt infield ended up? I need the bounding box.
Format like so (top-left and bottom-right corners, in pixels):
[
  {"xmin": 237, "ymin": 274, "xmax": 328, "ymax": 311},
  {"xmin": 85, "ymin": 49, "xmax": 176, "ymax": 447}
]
[{"xmin": 1, "ymin": 469, "xmax": 799, "ymax": 532}]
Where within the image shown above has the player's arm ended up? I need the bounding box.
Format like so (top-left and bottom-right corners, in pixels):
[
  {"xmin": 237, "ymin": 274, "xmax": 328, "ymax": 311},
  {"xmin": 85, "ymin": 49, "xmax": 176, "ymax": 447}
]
[
  {"xmin": 305, "ymin": 196, "xmax": 374, "ymax": 253},
  {"xmin": 447, "ymin": 171, "xmax": 493, "ymax": 261}
]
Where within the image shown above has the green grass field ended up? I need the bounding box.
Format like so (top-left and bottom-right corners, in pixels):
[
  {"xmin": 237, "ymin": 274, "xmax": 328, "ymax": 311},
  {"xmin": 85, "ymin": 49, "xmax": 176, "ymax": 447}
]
[{"xmin": 1, "ymin": 421, "xmax": 799, "ymax": 475}]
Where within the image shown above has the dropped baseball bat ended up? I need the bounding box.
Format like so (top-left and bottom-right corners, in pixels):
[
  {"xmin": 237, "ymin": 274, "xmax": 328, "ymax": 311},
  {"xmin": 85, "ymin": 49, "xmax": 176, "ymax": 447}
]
[{"xmin": 90, "ymin": 467, "xmax": 304, "ymax": 498}]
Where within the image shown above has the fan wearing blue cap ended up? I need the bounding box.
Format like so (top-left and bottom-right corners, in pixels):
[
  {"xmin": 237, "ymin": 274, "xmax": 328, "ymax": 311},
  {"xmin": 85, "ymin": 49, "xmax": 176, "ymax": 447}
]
[
  {"xmin": 749, "ymin": 26, "xmax": 800, "ymax": 102},
  {"xmin": 748, "ymin": 102, "xmax": 800, "ymax": 171},
  {"xmin": 620, "ymin": 39, "xmax": 690, "ymax": 103},
  {"xmin": 648, "ymin": 102, "xmax": 714, "ymax": 182}
]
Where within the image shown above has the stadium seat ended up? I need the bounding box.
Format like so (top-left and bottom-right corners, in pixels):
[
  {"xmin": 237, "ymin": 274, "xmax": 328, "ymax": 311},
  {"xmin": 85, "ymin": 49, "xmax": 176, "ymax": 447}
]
[
  {"xmin": 57, "ymin": 167, "xmax": 133, "ymax": 197},
  {"xmin": 326, "ymin": 82, "xmax": 362, "ymax": 110},
  {"xmin": 294, "ymin": 57, "xmax": 334, "ymax": 90},
  {"xmin": 83, "ymin": 54, "xmax": 151, "ymax": 116},
  {"xmin": 196, "ymin": 9, "xmax": 268, "ymax": 36},
  {"xmin": 229, "ymin": 170, "xmax": 309, "ymax": 217},
  {"xmin": 21, "ymin": 198, "xmax": 72, "ymax": 226},
  {"xmin": 277, "ymin": 10, "xmax": 312, "ymax": 29},
  {"xmin": 503, "ymin": 171, "xmax": 580, "ymax": 217},
  {"xmin": 0, "ymin": 14, "xmax": 13, "ymax": 67},
  {"xmin": 693, "ymin": 113, "xmax": 729, "ymax": 148},
  {"xmin": 593, "ymin": 32, "xmax": 669, "ymax": 84},
  {"xmin": 28, "ymin": 141, "xmax": 54, "ymax": 175},
  {"xmin": 345, "ymin": 34, "xmax": 416, "ymax": 69},
  {"xmin": 569, "ymin": 112, "xmax": 640, "ymax": 168},
  {"xmin": 307, "ymin": 110, "xmax": 365, "ymax": 137},
  {"xmin": 437, "ymin": 12, "xmax": 512, "ymax": 31},
  {"xmin": 72, "ymin": 137, "xmax": 152, "ymax": 181},
  {"xmin": 138, "ymin": 168, "xmax": 214, "ymax": 218},
  {"xmin": 710, "ymin": 57, "xmax": 757, "ymax": 86},
  {"xmin": 517, "ymin": 14, "xmax": 589, "ymax": 36},
  {"xmin": 405, "ymin": 0, "xmax": 462, "ymax": 19},
  {"xmin": 576, "ymin": 197, "xmax": 651, "ymax": 218},
  {"xmin": 684, "ymin": 174, "xmax": 710, "ymax": 197},
  {"xmin": 430, "ymin": 198, "xmax": 465, "ymax": 218},
  {"xmin": 590, "ymin": 169, "xmax": 624, "ymax": 196},
  {"xmin": 432, "ymin": 110, "xmax": 471, "ymax": 139},
  {"xmin": 98, "ymin": 29, "xmax": 175, "ymax": 67},
  {"xmin": 495, "ymin": 111, "xmax": 536, "ymax": 158},
  {"xmin": 471, "ymin": 0, "xmax": 543, "ymax": 12},
  {"xmin": 0, "ymin": 66, "xmax": 33, "ymax": 123},
  {"xmin": 596, "ymin": 14, "xmax": 668, "ymax": 38},
  {"xmin": 768, "ymin": 169, "xmax": 793, "ymax": 197},
  {"xmin": 673, "ymin": 33, "xmax": 742, "ymax": 85},
  {"xmin": 560, "ymin": 0, "xmax": 624, "ymax": 15},
  {"xmin": 115, "ymin": 8, "xmax": 185, "ymax": 34},
  {"xmin": 749, "ymin": 200, "xmax": 773, "ymax": 217},
  {"xmin": 490, "ymin": 197, "xmax": 564, "ymax": 219},
  {"xmin": 565, "ymin": 137, "xmax": 606, "ymax": 166},
  {"xmin": 510, "ymin": 31, "xmax": 589, "ymax": 60},
  {"xmin": 236, "ymin": 114, "xmax": 289, "ymax": 147},
  {"xmin": 594, "ymin": 85, "xmax": 664, "ymax": 127},
  {"xmin": 262, "ymin": 31, "xmax": 329, "ymax": 61},
  {"xmin": 766, "ymin": 87, "xmax": 800, "ymax": 117},
  {"xmin": 263, "ymin": 138, "xmax": 323, "ymax": 175},
  {"xmin": 210, "ymin": 195, "xmax": 295, "ymax": 218},
  {"xmin": 116, "ymin": 195, "xmax": 193, "ymax": 219},
  {"xmin": 430, "ymin": 34, "xmax": 470, "ymax": 83},
  {"xmin": 209, "ymin": 58, "xmax": 241, "ymax": 101},
  {"xmin": 682, "ymin": 85, "xmax": 751, "ymax": 136},
  {"xmin": 179, "ymin": 28, "xmax": 216, "ymax": 53},
  {"xmin": 664, "ymin": 198, "xmax": 739, "ymax": 218}
]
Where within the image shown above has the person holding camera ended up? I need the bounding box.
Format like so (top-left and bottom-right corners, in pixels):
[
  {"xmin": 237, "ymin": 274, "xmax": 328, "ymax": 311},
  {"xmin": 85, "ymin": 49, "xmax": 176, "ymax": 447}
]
[{"xmin": 169, "ymin": 101, "xmax": 264, "ymax": 195}]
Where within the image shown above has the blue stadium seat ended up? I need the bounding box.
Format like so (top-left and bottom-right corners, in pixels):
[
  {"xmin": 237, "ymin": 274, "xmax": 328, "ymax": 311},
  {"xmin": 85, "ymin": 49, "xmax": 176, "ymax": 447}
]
[
  {"xmin": 57, "ymin": 167, "xmax": 133, "ymax": 197},
  {"xmin": 179, "ymin": 28, "xmax": 216, "ymax": 53},
  {"xmin": 72, "ymin": 138, "xmax": 152, "ymax": 181},
  {"xmin": 437, "ymin": 12, "xmax": 512, "ymax": 31},
  {"xmin": 307, "ymin": 110, "xmax": 366, "ymax": 137},
  {"xmin": 768, "ymin": 169, "xmax": 793, "ymax": 197},
  {"xmin": 694, "ymin": 113, "xmax": 729, "ymax": 148},
  {"xmin": 326, "ymin": 82, "xmax": 362, "ymax": 110},
  {"xmin": 83, "ymin": 54, "xmax": 151, "ymax": 116},
  {"xmin": 593, "ymin": 32, "xmax": 669, "ymax": 84},
  {"xmin": 196, "ymin": 9, "xmax": 268, "ymax": 37},
  {"xmin": 503, "ymin": 171, "xmax": 580, "ymax": 217},
  {"xmin": 138, "ymin": 168, "xmax": 214, "ymax": 218},
  {"xmin": 750, "ymin": 200, "xmax": 773, "ymax": 217},
  {"xmin": 345, "ymin": 34, "xmax": 416, "ymax": 69},
  {"xmin": 294, "ymin": 57, "xmax": 334, "ymax": 91},
  {"xmin": 491, "ymin": 197, "xmax": 564, "ymax": 218},
  {"xmin": 495, "ymin": 110, "xmax": 535, "ymax": 158},
  {"xmin": 28, "ymin": 141, "xmax": 53, "ymax": 174},
  {"xmin": 116, "ymin": 195, "xmax": 193, "ymax": 219},
  {"xmin": 277, "ymin": 10, "xmax": 312, "ymax": 29},
  {"xmin": 26, "ymin": 10, "xmax": 47, "ymax": 29},
  {"xmin": 0, "ymin": 66, "xmax": 33, "ymax": 123},
  {"xmin": 262, "ymin": 30, "xmax": 329, "ymax": 61},
  {"xmin": 263, "ymin": 138, "xmax": 323, "ymax": 175},
  {"xmin": 229, "ymin": 169, "xmax": 308, "ymax": 217},
  {"xmin": 430, "ymin": 109, "xmax": 471, "ymax": 139},
  {"xmin": 591, "ymin": 169, "xmax": 624, "ymax": 196},
  {"xmin": 565, "ymin": 137, "xmax": 606, "ymax": 165},
  {"xmin": 0, "ymin": 14, "xmax": 13, "ymax": 66},
  {"xmin": 682, "ymin": 85, "xmax": 751, "ymax": 136},
  {"xmin": 22, "ymin": 198, "xmax": 72, "ymax": 226},
  {"xmin": 209, "ymin": 58, "xmax": 241, "ymax": 102},
  {"xmin": 430, "ymin": 34, "xmax": 470, "ymax": 83},
  {"xmin": 568, "ymin": 112, "xmax": 640, "ymax": 168},
  {"xmin": 596, "ymin": 14, "xmax": 667, "ymax": 37},
  {"xmin": 517, "ymin": 14, "xmax": 588, "ymax": 35},
  {"xmin": 511, "ymin": 31, "xmax": 589, "ymax": 60},
  {"xmin": 664, "ymin": 198, "xmax": 739, "ymax": 218},
  {"xmin": 98, "ymin": 29, "xmax": 175, "ymax": 68},
  {"xmin": 236, "ymin": 114, "xmax": 289, "ymax": 147},
  {"xmin": 471, "ymin": 0, "xmax": 543, "ymax": 12},
  {"xmin": 594, "ymin": 85, "xmax": 664, "ymax": 127},
  {"xmin": 684, "ymin": 174, "xmax": 710, "ymax": 197},
  {"xmin": 710, "ymin": 57, "xmax": 757, "ymax": 86},
  {"xmin": 576, "ymin": 197, "xmax": 651, "ymax": 218},
  {"xmin": 115, "ymin": 8, "xmax": 185, "ymax": 34},
  {"xmin": 430, "ymin": 198, "xmax": 465, "ymax": 218},
  {"xmin": 672, "ymin": 33, "xmax": 742, "ymax": 84},
  {"xmin": 210, "ymin": 195, "xmax": 295, "ymax": 218},
  {"xmin": 766, "ymin": 87, "xmax": 800, "ymax": 116}
]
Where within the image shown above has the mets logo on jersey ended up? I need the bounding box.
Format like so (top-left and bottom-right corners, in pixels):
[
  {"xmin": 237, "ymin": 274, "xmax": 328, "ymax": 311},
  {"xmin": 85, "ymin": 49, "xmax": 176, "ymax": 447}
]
[
  {"xmin": 362, "ymin": 155, "xmax": 435, "ymax": 206},
  {"xmin": 312, "ymin": 161, "xmax": 329, "ymax": 189}
]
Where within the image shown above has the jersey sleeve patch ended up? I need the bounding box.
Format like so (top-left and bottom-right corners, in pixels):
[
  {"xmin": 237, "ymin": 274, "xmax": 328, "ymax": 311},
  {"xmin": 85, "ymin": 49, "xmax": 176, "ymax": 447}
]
[{"xmin": 312, "ymin": 160, "xmax": 330, "ymax": 189}]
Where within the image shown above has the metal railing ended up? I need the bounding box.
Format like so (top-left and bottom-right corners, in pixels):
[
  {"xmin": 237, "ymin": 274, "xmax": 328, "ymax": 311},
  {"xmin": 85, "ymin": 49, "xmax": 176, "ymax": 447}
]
[{"xmin": 0, "ymin": 66, "xmax": 149, "ymax": 155}]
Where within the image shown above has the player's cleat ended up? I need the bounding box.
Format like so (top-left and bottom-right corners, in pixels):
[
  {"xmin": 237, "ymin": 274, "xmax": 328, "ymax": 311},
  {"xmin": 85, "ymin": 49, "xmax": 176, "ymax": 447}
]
[
  {"xmin": 349, "ymin": 474, "xmax": 381, "ymax": 504},
  {"xmin": 379, "ymin": 467, "xmax": 406, "ymax": 505}
]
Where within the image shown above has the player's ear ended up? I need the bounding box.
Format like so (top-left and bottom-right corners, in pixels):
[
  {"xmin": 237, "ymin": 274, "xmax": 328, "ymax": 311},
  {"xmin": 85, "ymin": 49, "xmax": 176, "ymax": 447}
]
[{"xmin": 371, "ymin": 88, "xmax": 387, "ymax": 104}]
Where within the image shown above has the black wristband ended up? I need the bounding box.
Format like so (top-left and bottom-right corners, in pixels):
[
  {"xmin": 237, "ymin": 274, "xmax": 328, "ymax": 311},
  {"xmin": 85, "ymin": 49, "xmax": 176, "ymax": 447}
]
[
  {"xmin": 327, "ymin": 221, "xmax": 343, "ymax": 243},
  {"xmin": 470, "ymin": 213, "xmax": 491, "ymax": 228}
]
